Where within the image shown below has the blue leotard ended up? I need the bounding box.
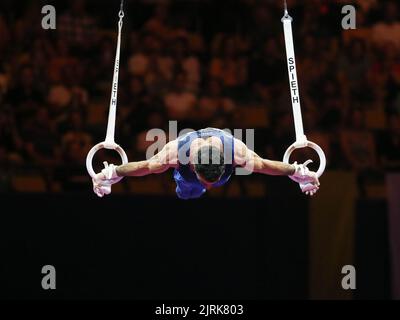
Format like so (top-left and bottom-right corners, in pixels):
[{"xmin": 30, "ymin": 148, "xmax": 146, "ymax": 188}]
[{"xmin": 173, "ymin": 128, "xmax": 235, "ymax": 199}]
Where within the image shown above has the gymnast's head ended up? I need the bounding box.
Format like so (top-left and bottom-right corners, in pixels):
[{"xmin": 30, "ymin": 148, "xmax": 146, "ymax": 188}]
[{"xmin": 194, "ymin": 146, "xmax": 225, "ymax": 188}]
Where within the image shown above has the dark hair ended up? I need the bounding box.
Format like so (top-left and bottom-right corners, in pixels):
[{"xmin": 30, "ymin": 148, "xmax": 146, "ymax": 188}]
[{"xmin": 194, "ymin": 146, "xmax": 225, "ymax": 183}]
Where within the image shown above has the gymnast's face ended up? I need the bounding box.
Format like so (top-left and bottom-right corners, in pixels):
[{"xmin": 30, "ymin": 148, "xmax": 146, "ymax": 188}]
[{"xmin": 195, "ymin": 172, "xmax": 220, "ymax": 190}]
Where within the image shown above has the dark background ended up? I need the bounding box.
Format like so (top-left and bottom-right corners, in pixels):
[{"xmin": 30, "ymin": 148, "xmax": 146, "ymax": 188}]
[
  {"xmin": 0, "ymin": 0, "xmax": 398, "ymax": 299},
  {"xmin": 1, "ymin": 191, "xmax": 309, "ymax": 299}
]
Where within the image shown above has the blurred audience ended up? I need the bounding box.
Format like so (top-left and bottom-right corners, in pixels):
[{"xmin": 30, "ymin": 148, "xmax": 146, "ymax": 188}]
[
  {"xmin": 0, "ymin": 0, "xmax": 399, "ymax": 195},
  {"xmin": 58, "ymin": 0, "xmax": 99, "ymax": 51}
]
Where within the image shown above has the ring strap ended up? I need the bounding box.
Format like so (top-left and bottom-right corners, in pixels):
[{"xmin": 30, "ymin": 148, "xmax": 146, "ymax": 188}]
[
  {"xmin": 105, "ymin": 2, "xmax": 124, "ymax": 146},
  {"xmin": 282, "ymin": 11, "xmax": 307, "ymax": 146}
]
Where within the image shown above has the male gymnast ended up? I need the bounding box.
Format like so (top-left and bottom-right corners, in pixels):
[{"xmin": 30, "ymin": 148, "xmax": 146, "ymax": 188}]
[{"xmin": 92, "ymin": 127, "xmax": 320, "ymax": 199}]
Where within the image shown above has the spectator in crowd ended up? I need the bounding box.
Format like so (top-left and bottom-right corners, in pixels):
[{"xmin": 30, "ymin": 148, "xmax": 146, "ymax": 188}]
[
  {"xmin": 96, "ymin": 37, "xmax": 115, "ymax": 80},
  {"xmin": 198, "ymin": 78, "xmax": 235, "ymax": 127},
  {"xmin": 164, "ymin": 73, "xmax": 196, "ymax": 123},
  {"xmin": 378, "ymin": 113, "xmax": 400, "ymax": 170},
  {"xmin": 61, "ymin": 111, "xmax": 92, "ymax": 164},
  {"xmin": 170, "ymin": 37, "xmax": 201, "ymax": 93},
  {"xmin": 0, "ymin": 108, "xmax": 23, "ymax": 164},
  {"xmin": 382, "ymin": 44, "xmax": 400, "ymax": 114},
  {"xmin": 249, "ymin": 38, "xmax": 285, "ymax": 90},
  {"xmin": 143, "ymin": 2, "xmax": 170, "ymax": 38},
  {"xmin": 128, "ymin": 34, "xmax": 151, "ymax": 77},
  {"xmin": 338, "ymin": 39, "xmax": 371, "ymax": 103},
  {"xmin": 0, "ymin": 65, "xmax": 8, "ymax": 99},
  {"xmin": 58, "ymin": 0, "xmax": 99, "ymax": 51},
  {"xmin": 209, "ymin": 36, "xmax": 248, "ymax": 94},
  {"xmin": 340, "ymin": 109, "xmax": 377, "ymax": 170},
  {"xmin": 370, "ymin": 1, "xmax": 400, "ymax": 49},
  {"xmin": 22, "ymin": 107, "xmax": 60, "ymax": 167},
  {"xmin": 30, "ymin": 38, "xmax": 56, "ymax": 85},
  {"xmin": 57, "ymin": 111, "xmax": 92, "ymax": 191},
  {"xmin": 13, "ymin": 2, "xmax": 43, "ymax": 52},
  {"xmin": 121, "ymin": 75, "xmax": 165, "ymax": 140},
  {"xmin": 0, "ymin": 146, "xmax": 13, "ymax": 192},
  {"xmin": 47, "ymin": 39, "xmax": 79, "ymax": 84},
  {"xmin": 0, "ymin": 14, "xmax": 10, "ymax": 56},
  {"xmin": 6, "ymin": 65, "xmax": 44, "ymax": 120},
  {"xmin": 313, "ymin": 77, "xmax": 343, "ymax": 131}
]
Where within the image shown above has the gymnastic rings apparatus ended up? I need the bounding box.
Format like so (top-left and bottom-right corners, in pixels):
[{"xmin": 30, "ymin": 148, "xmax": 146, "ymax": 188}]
[
  {"xmin": 281, "ymin": 2, "xmax": 326, "ymax": 178},
  {"xmin": 86, "ymin": 0, "xmax": 128, "ymax": 179}
]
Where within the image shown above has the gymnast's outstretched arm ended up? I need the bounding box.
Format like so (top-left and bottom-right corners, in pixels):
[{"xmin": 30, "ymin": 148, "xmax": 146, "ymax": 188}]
[
  {"xmin": 92, "ymin": 140, "xmax": 178, "ymax": 197},
  {"xmin": 233, "ymin": 138, "xmax": 320, "ymax": 194},
  {"xmin": 115, "ymin": 140, "xmax": 178, "ymax": 177},
  {"xmin": 233, "ymin": 138, "xmax": 295, "ymax": 176}
]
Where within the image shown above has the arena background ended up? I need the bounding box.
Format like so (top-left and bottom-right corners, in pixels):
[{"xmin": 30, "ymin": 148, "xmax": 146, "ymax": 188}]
[{"xmin": 0, "ymin": 0, "xmax": 399, "ymax": 300}]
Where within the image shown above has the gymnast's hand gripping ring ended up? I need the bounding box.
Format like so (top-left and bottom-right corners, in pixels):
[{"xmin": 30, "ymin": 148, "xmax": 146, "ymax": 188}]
[
  {"xmin": 283, "ymin": 140, "xmax": 326, "ymax": 178},
  {"xmin": 86, "ymin": 142, "xmax": 128, "ymax": 179}
]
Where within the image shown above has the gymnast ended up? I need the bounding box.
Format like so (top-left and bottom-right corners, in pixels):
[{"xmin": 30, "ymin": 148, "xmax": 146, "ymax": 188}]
[
  {"xmin": 88, "ymin": 1, "xmax": 324, "ymax": 199},
  {"xmin": 92, "ymin": 127, "xmax": 320, "ymax": 199}
]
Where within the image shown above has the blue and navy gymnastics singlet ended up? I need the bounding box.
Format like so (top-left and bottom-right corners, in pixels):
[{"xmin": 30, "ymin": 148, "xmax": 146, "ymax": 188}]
[{"xmin": 173, "ymin": 128, "xmax": 235, "ymax": 200}]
